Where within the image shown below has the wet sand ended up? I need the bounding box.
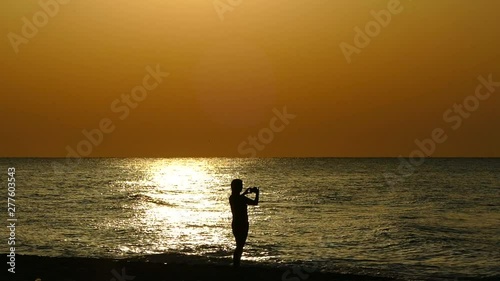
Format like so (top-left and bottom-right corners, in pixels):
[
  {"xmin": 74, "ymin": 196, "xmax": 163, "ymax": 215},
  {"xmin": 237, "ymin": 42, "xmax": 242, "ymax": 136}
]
[{"xmin": 12, "ymin": 254, "xmax": 401, "ymax": 281}]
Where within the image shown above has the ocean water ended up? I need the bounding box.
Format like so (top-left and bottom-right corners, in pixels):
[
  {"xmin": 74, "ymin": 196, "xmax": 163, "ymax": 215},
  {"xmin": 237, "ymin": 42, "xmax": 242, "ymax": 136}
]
[{"xmin": 1, "ymin": 158, "xmax": 499, "ymax": 280}]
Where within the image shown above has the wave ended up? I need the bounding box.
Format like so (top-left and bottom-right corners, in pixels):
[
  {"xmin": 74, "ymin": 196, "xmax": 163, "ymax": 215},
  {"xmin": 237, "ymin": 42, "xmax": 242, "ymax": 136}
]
[{"xmin": 127, "ymin": 193, "xmax": 177, "ymax": 207}]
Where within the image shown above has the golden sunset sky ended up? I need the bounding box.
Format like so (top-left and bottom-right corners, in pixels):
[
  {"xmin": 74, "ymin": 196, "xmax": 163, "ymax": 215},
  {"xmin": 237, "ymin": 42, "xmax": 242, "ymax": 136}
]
[{"xmin": 1, "ymin": 0, "xmax": 499, "ymax": 157}]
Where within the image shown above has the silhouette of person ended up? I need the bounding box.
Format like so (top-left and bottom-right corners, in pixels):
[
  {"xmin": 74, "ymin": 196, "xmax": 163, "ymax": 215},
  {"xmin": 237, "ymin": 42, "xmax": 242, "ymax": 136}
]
[{"xmin": 229, "ymin": 179, "xmax": 259, "ymax": 267}]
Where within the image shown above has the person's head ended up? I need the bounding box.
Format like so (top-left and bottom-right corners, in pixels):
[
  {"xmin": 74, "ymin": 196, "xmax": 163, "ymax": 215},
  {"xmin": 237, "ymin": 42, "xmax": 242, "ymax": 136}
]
[{"xmin": 231, "ymin": 179, "xmax": 243, "ymax": 195}]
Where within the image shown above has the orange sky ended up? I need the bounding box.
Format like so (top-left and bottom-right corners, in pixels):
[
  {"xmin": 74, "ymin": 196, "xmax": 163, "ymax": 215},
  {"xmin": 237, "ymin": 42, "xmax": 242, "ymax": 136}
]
[{"xmin": 1, "ymin": 0, "xmax": 499, "ymax": 157}]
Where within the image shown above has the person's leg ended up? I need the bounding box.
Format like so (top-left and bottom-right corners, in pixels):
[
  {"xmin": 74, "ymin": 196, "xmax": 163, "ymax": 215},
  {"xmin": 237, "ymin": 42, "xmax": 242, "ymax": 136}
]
[{"xmin": 232, "ymin": 223, "xmax": 249, "ymax": 267}]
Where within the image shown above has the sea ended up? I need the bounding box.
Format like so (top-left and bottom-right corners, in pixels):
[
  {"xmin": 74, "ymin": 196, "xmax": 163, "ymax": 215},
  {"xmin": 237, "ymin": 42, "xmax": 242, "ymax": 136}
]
[{"xmin": 1, "ymin": 158, "xmax": 499, "ymax": 281}]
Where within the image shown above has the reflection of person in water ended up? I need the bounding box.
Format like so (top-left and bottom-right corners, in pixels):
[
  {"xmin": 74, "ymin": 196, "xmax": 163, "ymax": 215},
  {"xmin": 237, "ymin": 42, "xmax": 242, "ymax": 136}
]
[{"xmin": 229, "ymin": 179, "xmax": 259, "ymax": 267}]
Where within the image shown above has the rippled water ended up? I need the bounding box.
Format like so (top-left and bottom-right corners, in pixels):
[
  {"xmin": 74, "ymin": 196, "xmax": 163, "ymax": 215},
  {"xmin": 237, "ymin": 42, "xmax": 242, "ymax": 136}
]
[{"xmin": 2, "ymin": 158, "xmax": 499, "ymax": 280}]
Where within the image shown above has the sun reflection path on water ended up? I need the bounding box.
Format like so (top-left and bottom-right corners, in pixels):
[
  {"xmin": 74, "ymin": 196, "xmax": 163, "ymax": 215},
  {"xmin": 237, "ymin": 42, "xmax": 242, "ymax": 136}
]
[{"xmin": 131, "ymin": 159, "xmax": 235, "ymax": 257}]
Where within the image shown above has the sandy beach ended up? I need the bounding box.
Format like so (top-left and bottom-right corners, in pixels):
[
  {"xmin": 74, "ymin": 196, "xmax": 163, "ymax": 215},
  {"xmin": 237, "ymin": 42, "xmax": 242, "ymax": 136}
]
[{"xmin": 11, "ymin": 254, "xmax": 401, "ymax": 281}]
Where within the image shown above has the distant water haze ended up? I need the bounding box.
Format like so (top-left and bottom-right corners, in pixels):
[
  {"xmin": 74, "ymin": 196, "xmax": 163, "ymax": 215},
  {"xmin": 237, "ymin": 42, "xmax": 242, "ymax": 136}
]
[{"xmin": 2, "ymin": 158, "xmax": 499, "ymax": 280}]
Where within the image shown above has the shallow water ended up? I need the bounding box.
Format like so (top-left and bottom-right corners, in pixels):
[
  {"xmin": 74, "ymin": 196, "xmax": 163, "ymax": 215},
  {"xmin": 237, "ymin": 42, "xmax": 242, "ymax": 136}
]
[{"xmin": 2, "ymin": 158, "xmax": 499, "ymax": 280}]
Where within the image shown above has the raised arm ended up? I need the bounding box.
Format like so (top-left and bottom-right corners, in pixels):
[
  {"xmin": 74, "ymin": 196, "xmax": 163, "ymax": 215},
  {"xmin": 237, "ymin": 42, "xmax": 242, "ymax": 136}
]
[{"xmin": 245, "ymin": 188, "xmax": 259, "ymax": 206}]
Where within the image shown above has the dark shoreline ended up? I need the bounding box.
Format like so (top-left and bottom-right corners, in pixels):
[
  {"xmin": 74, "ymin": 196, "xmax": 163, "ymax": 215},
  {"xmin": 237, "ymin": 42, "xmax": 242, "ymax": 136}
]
[{"xmin": 9, "ymin": 254, "xmax": 401, "ymax": 281}]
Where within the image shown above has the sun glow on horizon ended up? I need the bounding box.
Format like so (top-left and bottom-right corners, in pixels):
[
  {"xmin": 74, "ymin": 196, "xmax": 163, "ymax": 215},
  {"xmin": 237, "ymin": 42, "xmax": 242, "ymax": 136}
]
[{"xmin": 152, "ymin": 163, "xmax": 212, "ymax": 189}]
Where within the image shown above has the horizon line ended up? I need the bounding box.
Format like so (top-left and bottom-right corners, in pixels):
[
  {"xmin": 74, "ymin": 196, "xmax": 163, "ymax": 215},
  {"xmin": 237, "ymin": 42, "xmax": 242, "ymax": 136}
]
[{"xmin": 1, "ymin": 156, "xmax": 499, "ymax": 159}]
